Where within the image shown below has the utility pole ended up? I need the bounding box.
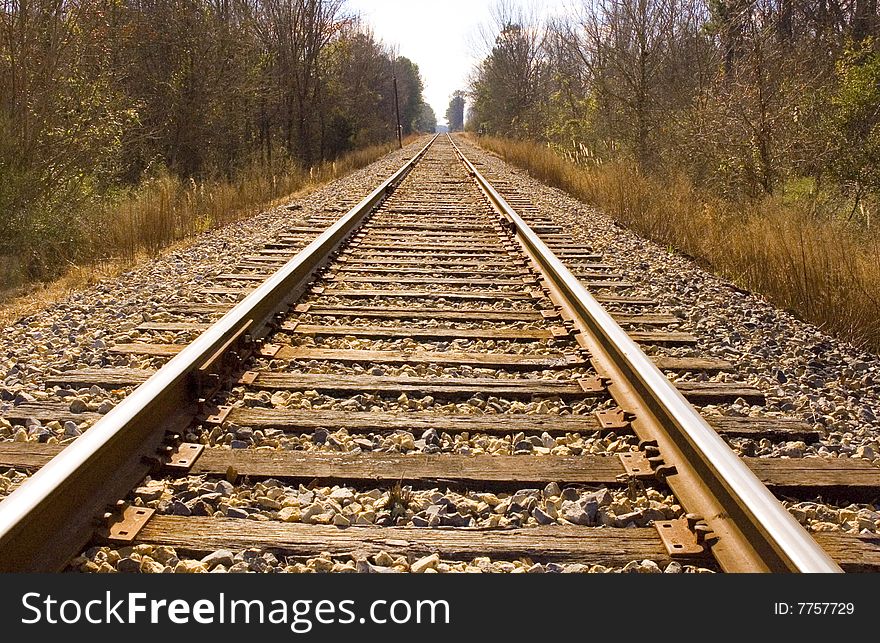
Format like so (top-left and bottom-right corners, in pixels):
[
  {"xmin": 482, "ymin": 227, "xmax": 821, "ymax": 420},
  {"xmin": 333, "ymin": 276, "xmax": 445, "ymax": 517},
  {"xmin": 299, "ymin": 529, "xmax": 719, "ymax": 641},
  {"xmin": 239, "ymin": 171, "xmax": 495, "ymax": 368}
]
[{"xmin": 392, "ymin": 51, "xmax": 403, "ymax": 148}]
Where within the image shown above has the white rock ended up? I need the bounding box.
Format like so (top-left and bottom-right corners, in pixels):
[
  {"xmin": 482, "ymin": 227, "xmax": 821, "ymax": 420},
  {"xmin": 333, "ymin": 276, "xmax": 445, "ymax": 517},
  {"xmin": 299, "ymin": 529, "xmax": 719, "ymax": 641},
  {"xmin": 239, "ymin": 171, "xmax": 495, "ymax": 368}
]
[
  {"xmin": 200, "ymin": 550, "xmax": 234, "ymax": 569},
  {"xmin": 411, "ymin": 554, "xmax": 439, "ymax": 573}
]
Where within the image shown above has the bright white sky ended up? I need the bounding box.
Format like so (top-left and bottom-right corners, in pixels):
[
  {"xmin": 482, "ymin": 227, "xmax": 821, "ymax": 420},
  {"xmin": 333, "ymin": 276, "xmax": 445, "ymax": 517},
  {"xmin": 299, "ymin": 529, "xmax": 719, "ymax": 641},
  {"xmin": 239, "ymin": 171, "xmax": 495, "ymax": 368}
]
[{"xmin": 344, "ymin": 0, "xmax": 572, "ymax": 126}]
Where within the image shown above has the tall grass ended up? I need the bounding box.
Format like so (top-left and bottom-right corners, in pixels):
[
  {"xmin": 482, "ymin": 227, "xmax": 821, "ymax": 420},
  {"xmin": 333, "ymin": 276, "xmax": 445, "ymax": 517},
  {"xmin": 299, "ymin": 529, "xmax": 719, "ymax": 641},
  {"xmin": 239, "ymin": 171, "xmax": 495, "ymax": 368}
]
[
  {"xmin": 474, "ymin": 135, "xmax": 880, "ymax": 354},
  {"xmin": 104, "ymin": 138, "xmax": 411, "ymax": 261},
  {"xmin": 1, "ymin": 138, "xmax": 412, "ymax": 294}
]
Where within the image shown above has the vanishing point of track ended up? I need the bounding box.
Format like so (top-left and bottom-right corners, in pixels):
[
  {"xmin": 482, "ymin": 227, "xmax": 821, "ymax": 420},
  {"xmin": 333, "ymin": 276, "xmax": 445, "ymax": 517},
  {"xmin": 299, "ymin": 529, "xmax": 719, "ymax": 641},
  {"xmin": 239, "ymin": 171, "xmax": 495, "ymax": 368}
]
[{"xmin": 1, "ymin": 135, "xmax": 877, "ymax": 573}]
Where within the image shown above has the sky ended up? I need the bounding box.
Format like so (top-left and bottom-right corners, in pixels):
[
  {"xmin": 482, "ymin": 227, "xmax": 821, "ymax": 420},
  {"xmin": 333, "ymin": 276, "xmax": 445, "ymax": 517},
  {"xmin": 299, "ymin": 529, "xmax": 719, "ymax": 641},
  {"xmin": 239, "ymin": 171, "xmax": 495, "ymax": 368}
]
[{"xmin": 344, "ymin": 0, "xmax": 572, "ymax": 126}]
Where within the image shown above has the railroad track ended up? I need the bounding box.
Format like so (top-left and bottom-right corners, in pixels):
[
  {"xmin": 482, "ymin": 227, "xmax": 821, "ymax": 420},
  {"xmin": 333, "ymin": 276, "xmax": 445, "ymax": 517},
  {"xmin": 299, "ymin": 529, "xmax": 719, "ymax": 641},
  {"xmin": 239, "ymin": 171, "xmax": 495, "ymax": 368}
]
[{"xmin": 0, "ymin": 134, "xmax": 877, "ymax": 573}]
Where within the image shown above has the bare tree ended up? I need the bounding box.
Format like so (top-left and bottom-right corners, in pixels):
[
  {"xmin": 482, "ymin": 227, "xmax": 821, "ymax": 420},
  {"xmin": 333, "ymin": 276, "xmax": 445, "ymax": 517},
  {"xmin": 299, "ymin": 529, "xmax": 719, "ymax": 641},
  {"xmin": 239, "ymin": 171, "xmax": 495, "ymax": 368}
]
[{"xmin": 469, "ymin": 1, "xmax": 548, "ymax": 137}]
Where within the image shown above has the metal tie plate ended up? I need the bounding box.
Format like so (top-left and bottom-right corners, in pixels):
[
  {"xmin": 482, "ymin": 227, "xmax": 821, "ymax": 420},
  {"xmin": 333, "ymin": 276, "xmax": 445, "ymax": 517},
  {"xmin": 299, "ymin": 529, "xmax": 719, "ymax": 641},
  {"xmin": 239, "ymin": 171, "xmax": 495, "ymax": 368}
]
[
  {"xmin": 105, "ymin": 504, "xmax": 155, "ymax": 543},
  {"xmin": 655, "ymin": 518, "xmax": 706, "ymax": 557},
  {"xmin": 164, "ymin": 443, "xmax": 205, "ymax": 471},
  {"xmin": 618, "ymin": 451, "xmax": 654, "ymax": 479}
]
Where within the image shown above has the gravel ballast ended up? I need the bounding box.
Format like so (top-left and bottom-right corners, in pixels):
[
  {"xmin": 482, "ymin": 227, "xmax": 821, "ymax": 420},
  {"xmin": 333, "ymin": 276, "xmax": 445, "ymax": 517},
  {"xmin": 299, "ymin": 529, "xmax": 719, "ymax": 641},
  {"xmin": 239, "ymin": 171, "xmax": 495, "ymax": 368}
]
[
  {"xmin": 0, "ymin": 139, "xmax": 430, "ymax": 443},
  {"xmin": 1, "ymin": 135, "xmax": 878, "ymax": 574}
]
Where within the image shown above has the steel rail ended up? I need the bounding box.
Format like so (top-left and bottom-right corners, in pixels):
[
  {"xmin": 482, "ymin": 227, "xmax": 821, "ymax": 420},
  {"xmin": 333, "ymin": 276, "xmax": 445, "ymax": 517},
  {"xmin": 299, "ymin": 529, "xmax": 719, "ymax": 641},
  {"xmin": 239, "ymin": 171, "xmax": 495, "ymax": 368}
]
[
  {"xmin": 0, "ymin": 135, "xmax": 438, "ymax": 572},
  {"xmin": 449, "ymin": 134, "xmax": 841, "ymax": 573}
]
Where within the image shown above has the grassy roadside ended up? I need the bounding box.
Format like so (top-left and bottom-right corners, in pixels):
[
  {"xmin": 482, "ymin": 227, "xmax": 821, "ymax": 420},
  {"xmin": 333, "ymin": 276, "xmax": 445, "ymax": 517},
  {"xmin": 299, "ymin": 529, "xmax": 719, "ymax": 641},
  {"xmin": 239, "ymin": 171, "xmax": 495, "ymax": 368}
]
[
  {"xmin": 0, "ymin": 137, "xmax": 418, "ymax": 326},
  {"xmin": 472, "ymin": 135, "xmax": 880, "ymax": 354}
]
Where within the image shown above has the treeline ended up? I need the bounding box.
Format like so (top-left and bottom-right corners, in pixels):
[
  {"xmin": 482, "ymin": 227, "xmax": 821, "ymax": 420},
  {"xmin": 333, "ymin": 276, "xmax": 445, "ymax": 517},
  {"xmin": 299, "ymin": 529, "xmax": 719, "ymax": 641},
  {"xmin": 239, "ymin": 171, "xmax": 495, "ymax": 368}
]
[
  {"xmin": 469, "ymin": 0, "xmax": 880, "ymax": 217},
  {"xmin": 0, "ymin": 0, "xmax": 436, "ymax": 281}
]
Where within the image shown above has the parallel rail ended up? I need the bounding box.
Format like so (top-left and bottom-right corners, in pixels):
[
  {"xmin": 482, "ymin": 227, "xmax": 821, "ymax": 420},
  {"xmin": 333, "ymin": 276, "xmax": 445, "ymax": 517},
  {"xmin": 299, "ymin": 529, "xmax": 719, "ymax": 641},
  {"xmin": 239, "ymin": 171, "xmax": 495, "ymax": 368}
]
[
  {"xmin": 0, "ymin": 133, "xmax": 844, "ymax": 572},
  {"xmin": 0, "ymin": 138, "xmax": 436, "ymax": 571},
  {"xmin": 449, "ymin": 136, "xmax": 840, "ymax": 573}
]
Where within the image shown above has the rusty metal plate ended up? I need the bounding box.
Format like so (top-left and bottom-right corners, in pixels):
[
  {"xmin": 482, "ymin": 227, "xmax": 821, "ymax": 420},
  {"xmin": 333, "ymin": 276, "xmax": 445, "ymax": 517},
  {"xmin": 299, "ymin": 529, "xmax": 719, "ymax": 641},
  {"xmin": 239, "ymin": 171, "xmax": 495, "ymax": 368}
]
[
  {"xmin": 239, "ymin": 371, "xmax": 259, "ymax": 385},
  {"xmin": 164, "ymin": 443, "xmax": 205, "ymax": 471},
  {"xmin": 540, "ymin": 309, "xmax": 561, "ymax": 320},
  {"xmin": 655, "ymin": 518, "xmax": 706, "ymax": 557},
  {"xmin": 259, "ymin": 343, "xmax": 281, "ymax": 358},
  {"xmin": 577, "ymin": 377, "xmax": 606, "ymax": 393},
  {"xmin": 619, "ymin": 451, "xmax": 653, "ymax": 478},
  {"xmin": 106, "ymin": 505, "xmax": 155, "ymax": 543},
  {"xmin": 204, "ymin": 405, "xmax": 232, "ymax": 426},
  {"xmin": 565, "ymin": 353, "xmax": 587, "ymax": 366},
  {"xmin": 294, "ymin": 303, "xmax": 312, "ymax": 313},
  {"xmin": 311, "ymin": 286, "xmax": 325, "ymax": 295},
  {"xmin": 551, "ymin": 326, "xmax": 570, "ymax": 339},
  {"xmin": 595, "ymin": 408, "xmax": 632, "ymax": 431}
]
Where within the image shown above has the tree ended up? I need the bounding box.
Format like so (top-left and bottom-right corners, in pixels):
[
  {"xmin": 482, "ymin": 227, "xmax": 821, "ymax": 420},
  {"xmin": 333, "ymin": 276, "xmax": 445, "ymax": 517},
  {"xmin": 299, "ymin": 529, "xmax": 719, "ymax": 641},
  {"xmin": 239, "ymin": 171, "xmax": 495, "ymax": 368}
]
[
  {"xmin": 446, "ymin": 90, "xmax": 465, "ymax": 131},
  {"xmin": 250, "ymin": 0, "xmax": 344, "ymax": 165},
  {"xmin": 0, "ymin": 0, "xmax": 432, "ymax": 281},
  {"xmin": 468, "ymin": 0, "xmax": 857, "ymax": 198},
  {"xmin": 562, "ymin": 0, "xmax": 700, "ymax": 167},
  {"xmin": 0, "ymin": 0, "xmax": 131, "ymax": 276},
  {"xmin": 393, "ymin": 56, "xmax": 426, "ymax": 134},
  {"xmin": 469, "ymin": 3, "xmax": 547, "ymax": 137},
  {"xmin": 415, "ymin": 102, "xmax": 437, "ymax": 133},
  {"xmin": 827, "ymin": 43, "xmax": 880, "ymax": 216}
]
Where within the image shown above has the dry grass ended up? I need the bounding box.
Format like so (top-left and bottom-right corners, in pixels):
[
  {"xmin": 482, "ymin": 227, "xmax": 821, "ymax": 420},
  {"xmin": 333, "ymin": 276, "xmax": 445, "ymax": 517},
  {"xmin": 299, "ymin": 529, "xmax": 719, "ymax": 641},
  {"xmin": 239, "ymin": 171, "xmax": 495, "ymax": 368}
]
[
  {"xmin": 0, "ymin": 137, "xmax": 416, "ymax": 324},
  {"xmin": 474, "ymin": 135, "xmax": 880, "ymax": 354},
  {"xmin": 104, "ymin": 138, "xmax": 414, "ymax": 261},
  {"xmin": 0, "ymin": 261, "xmax": 127, "ymax": 327}
]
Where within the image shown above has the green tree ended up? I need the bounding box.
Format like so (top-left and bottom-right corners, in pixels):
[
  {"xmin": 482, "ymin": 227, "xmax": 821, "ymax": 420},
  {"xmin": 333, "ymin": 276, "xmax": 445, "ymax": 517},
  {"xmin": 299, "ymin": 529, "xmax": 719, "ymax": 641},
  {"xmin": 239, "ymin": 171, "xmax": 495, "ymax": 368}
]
[
  {"xmin": 0, "ymin": 0, "xmax": 131, "ymax": 278},
  {"xmin": 415, "ymin": 102, "xmax": 437, "ymax": 133},
  {"xmin": 445, "ymin": 90, "xmax": 465, "ymax": 131},
  {"xmin": 828, "ymin": 42, "xmax": 880, "ymax": 214}
]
